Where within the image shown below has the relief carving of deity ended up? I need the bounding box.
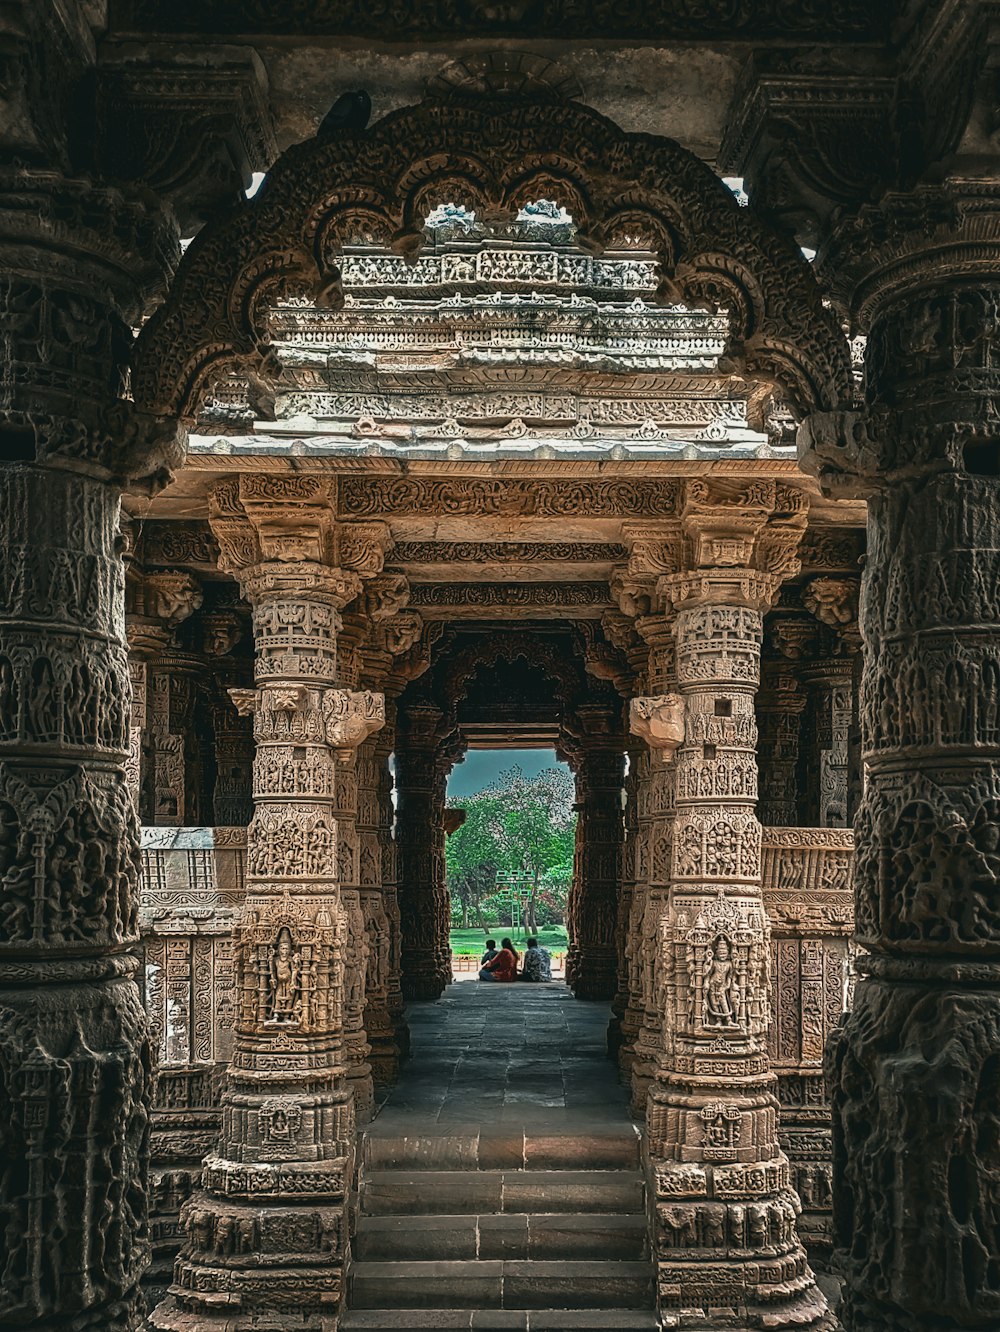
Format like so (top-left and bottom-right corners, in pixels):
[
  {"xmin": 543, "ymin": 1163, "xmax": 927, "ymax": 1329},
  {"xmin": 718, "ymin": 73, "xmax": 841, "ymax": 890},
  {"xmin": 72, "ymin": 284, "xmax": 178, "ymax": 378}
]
[
  {"xmin": 269, "ymin": 927, "xmax": 302, "ymax": 1023},
  {"xmin": 704, "ymin": 934, "xmax": 739, "ymax": 1028}
]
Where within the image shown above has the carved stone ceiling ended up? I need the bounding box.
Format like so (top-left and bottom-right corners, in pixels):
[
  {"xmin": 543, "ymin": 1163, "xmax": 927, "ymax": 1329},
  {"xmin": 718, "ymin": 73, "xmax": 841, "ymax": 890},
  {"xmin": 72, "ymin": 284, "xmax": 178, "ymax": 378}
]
[{"xmin": 102, "ymin": 5, "xmax": 904, "ymax": 159}]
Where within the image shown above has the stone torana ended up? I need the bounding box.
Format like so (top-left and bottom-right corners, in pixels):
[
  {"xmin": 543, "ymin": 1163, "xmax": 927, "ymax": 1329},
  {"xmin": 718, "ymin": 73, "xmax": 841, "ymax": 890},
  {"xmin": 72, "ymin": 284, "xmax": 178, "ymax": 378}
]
[{"xmin": 1, "ymin": 5, "xmax": 997, "ymax": 1331}]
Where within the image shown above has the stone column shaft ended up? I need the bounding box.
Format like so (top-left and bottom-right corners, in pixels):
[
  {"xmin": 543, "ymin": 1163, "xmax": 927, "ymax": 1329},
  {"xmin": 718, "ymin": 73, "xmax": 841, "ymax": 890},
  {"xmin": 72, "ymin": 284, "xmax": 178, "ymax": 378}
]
[
  {"xmin": 802, "ymin": 235, "xmax": 1000, "ymax": 1330},
  {"xmin": 623, "ymin": 615, "xmax": 679, "ymax": 1112},
  {"xmin": 799, "ymin": 658, "xmax": 854, "ymax": 830},
  {"xmin": 153, "ymin": 478, "xmax": 383, "ymax": 1330},
  {"xmin": 756, "ymin": 664, "xmax": 807, "ymax": 827},
  {"xmin": 565, "ymin": 709, "xmax": 626, "ymax": 1003},
  {"xmin": 0, "ymin": 149, "xmax": 179, "ymax": 1328},
  {"xmin": 395, "ymin": 701, "xmax": 453, "ymax": 1002},
  {"xmin": 644, "ymin": 483, "xmax": 831, "ymax": 1331}
]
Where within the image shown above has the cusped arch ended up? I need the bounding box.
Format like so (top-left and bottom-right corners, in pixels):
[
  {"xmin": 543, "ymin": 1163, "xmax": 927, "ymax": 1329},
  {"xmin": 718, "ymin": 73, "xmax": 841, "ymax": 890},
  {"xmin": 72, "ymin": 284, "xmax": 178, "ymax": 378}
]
[
  {"xmin": 133, "ymin": 97, "xmax": 852, "ymax": 424},
  {"xmin": 442, "ymin": 632, "xmax": 588, "ymax": 721}
]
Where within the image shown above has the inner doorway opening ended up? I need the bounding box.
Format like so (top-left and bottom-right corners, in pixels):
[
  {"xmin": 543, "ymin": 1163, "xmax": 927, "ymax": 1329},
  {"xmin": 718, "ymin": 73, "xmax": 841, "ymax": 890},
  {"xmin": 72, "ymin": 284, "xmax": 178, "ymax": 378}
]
[{"xmin": 446, "ymin": 748, "xmax": 575, "ymax": 981}]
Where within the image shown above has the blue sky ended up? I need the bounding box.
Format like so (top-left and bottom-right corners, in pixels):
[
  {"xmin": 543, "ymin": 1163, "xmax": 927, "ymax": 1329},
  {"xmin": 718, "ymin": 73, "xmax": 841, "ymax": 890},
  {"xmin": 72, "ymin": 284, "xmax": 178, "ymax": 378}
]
[{"xmin": 447, "ymin": 749, "xmax": 565, "ymax": 799}]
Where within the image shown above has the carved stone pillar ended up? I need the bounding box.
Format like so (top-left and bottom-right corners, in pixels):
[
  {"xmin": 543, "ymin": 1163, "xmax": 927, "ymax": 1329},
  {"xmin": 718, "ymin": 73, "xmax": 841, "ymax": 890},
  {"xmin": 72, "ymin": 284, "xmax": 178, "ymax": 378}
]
[
  {"xmin": 333, "ymin": 610, "xmax": 373, "ymax": 1125},
  {"xmin": 646, "ymin": 480, "xmax": 831, "ymax": 1330},
  {"xmin": 800, "ymin": 578, "xmax": 861, "ymax": 830},
  {"xmin": 0, "ymin": 154, "xmax": 179, "ymax": 1327},
  {"xmin": 610, "ymin": 738, "xmax": 642, "ymax": 1056},
  {"xmin": 594, "ymin": 611, "xmax": 652, "ymax": 1063},
  {"xmin": 565, "ymin": 705, "xmax": 626, "ymax": 1002},
  {"xmin": 798, "ymin": 656, "xmax": 854, "ymax": 830},
  {"xmin": 395, "ymin": 701, "xmax": 451, "ymax": 1001},
  {"xmin": 126, "ymin": 617, "xmax": 171, "ymax": 817},
  {"xmin": 152, "ymin": 477, "xmax": 383, "ymax": 1330},
  {"xmin": 801, "ymin": 197, "xmax": 1000, "ymax": 1332},
  {"xmin": 623, "ymin": 613, "xmax": 680, "ymax": 1113},
  {"xmin": 203, "ymin": 611, "xmax": 253, "ymax": 827},
  {"xmin": 756, "ymin": 661, "xmax": 807, "ymax": 827},
  {"xmin": 362, "ymin": 614, "xmax": 424, "ymax": 1076},
  {"xmin": 334, "ymin": 570, "xmax": 406, "ymax": 1122}
]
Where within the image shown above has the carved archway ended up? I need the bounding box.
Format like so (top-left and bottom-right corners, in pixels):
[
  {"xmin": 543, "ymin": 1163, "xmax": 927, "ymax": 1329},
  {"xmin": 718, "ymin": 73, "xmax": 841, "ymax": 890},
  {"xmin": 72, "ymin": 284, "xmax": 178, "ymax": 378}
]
[
  {"xmin": 133, "ymin": 97, "xmax": 853, "ymax": 423},
  {"xmin": 440, "ymin": 630, "xmax": 590, "ymax": 721}
]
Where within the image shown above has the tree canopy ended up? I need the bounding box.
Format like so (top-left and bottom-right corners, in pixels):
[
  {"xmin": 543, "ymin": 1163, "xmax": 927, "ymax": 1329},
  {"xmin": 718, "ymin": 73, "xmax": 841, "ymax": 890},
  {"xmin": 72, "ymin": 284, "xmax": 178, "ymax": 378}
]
[{"xmin": 446, "ymin": 763, "xmax": 576, "ymax": 930}]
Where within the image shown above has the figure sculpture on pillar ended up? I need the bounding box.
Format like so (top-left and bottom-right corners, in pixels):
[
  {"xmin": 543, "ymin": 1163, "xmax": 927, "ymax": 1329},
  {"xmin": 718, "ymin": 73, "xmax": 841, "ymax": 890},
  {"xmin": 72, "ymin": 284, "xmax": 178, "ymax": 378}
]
[{"xmin": 269, "ymin": 927, "xmax": 302, "ymax": 1022}]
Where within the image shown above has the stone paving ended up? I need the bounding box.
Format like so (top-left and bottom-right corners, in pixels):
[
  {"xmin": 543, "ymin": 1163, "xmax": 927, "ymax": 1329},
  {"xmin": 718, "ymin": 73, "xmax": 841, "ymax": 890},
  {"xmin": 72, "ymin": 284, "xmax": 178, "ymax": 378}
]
[
  {"xmin": 345, "ymin": 983, "xmax": 657, "ymax": 1329},
  {"xmin": 368, "ymin": 981, "xmax": 640, "ymax": 1135}
]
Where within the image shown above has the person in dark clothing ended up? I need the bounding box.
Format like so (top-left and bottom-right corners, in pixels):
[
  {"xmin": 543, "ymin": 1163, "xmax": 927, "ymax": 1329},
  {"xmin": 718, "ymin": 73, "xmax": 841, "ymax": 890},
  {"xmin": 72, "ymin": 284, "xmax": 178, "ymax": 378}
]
[{"xmin": 480, "ymin": 938, "xmax": 498, "ymax": 967}]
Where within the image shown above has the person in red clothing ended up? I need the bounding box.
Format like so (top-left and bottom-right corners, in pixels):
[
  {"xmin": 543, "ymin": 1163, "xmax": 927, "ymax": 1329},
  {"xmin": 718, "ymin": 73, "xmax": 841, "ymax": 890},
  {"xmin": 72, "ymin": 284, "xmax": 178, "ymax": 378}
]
[{"xmin": 479, "ymin": 936, "xmax": 519, "ymax": 982}]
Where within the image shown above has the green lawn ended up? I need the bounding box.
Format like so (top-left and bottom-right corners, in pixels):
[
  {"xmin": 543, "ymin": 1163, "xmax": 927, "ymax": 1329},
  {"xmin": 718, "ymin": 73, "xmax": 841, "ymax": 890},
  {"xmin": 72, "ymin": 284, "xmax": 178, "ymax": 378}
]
[{"xmin": 449, "ymin": 926, "xmax": 569, "ymax": 956}]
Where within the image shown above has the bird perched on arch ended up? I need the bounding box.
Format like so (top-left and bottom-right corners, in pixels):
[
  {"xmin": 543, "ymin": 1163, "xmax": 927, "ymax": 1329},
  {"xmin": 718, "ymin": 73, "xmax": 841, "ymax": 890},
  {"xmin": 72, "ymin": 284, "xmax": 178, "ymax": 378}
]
[{"xmin": 316, "ymin": 90, "xmax": 372, "ymax": 139}]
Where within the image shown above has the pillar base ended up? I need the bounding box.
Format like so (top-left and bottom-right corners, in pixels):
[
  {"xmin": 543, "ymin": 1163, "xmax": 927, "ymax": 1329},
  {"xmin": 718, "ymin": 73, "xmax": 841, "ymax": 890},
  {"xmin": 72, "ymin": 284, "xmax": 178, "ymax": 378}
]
[
  {"xmin": 367, "ymin": 1019, "xmax": 403, "ymax": 1088},
  {"xmin": 650, "ymin": 1155, "xmax": 834, "ymax": 1332},
  {"xmin": 567, "ymin": 943, "xmax": 618, "ymax": 1000},
  {"xmin": 348, "ymin": 1065, "xmax": 375, "ymax": 1125},
  {"xmin": 151, "ymin": 1177, "xmax": 349, "ymax": 1332}
]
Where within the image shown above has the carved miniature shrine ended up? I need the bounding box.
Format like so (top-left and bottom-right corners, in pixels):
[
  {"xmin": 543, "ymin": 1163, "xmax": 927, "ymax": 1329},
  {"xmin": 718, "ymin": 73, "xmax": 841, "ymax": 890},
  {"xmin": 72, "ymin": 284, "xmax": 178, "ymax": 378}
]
[{"xmin": 3, "ymin": 7, "xmax": 998, "ymax": 1332}]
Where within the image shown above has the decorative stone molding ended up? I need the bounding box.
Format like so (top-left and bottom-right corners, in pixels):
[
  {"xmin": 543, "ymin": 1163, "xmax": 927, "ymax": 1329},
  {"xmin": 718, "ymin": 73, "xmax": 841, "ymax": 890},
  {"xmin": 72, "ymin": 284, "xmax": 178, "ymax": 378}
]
[
  {"xmin": 802, "ymin": 575, "xmax": 860, "ymax": 644},
  {"xmin": 116, "ymin": 0, "xmax": 885, "ymax": 41},
  {"xmin": 145, "ymin": 570, "xmax": 204, "ymax": 627}
]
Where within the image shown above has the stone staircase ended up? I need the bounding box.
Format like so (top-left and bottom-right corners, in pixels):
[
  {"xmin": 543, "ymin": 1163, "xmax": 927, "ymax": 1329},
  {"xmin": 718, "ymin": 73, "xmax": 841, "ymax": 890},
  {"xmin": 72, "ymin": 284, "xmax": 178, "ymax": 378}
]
[{"xmin": 341, "ymin": 1127, "xmax": 658, "ymax": 1330}]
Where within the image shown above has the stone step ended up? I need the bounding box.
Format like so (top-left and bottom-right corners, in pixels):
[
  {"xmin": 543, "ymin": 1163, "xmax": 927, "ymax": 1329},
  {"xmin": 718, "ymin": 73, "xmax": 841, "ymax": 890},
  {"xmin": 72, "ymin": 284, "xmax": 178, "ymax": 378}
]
[
  {"xmin": 355, "ymin": 1213, "xmax": 649, "ymax": 1262},
  {"xmin": 363, "ymin": 1131, "xmax": 642, "ymax": 1173},
  {"xmin": 348, "ymin": 1259, "xmax": 656, "ymax": 1311},
  {"xmin": 340, "ymin": 1310, "xmax": 660, "ymax": 1330},
  {"xmin": 360, "ymin": 1170, "xmax": 645, "ymax": 1217}
]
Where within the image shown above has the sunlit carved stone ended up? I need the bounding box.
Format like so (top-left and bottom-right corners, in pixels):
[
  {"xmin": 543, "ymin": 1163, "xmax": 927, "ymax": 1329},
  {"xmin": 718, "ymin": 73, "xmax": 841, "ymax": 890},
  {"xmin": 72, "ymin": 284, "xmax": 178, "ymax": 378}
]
[{"xmin": 629, "ymin": 693, "xmax": 685, "ymax": 757}]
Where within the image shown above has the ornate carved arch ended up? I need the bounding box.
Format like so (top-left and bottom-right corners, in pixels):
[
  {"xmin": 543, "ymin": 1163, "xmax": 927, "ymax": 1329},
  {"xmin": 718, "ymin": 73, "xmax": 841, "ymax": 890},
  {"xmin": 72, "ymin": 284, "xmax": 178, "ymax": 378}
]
[
  {"xmin": 440, "ymin": 631, "xmax": 588, "ymax": 719},
  {"xmin": 132, "ymin": 98, "xmax": 852, "ymax": 422}
]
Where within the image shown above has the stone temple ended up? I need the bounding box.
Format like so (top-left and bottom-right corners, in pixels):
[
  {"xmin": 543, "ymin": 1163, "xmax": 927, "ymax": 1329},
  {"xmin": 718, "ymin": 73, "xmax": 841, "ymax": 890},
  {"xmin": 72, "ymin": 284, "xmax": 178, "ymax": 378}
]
[{"xmin": 0, "ymin": 4, "xmax": 996, "ymax": 1330}]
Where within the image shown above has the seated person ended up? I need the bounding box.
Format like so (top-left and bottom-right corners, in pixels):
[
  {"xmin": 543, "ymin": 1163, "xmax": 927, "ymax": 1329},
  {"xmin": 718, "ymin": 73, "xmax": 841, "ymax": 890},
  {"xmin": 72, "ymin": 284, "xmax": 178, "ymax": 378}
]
[
  {"xmin": 480, "ymin": 938, "xmax": 499, "ymax": 967},
  {"xmin": 519, "ymin": 937, "xmax": 552, "ymax": 982},
  {"xmin": 479, "ymin": 936, "xmax": 519, "ymax": 982}
]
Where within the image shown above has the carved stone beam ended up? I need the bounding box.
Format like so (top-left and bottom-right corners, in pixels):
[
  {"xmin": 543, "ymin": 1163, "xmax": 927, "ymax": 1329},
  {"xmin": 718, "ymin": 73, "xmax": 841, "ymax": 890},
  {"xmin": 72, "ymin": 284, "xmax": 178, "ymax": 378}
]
[{"xmin": 93, "ymin": 43, "xmax": 277, "ymax": 234}]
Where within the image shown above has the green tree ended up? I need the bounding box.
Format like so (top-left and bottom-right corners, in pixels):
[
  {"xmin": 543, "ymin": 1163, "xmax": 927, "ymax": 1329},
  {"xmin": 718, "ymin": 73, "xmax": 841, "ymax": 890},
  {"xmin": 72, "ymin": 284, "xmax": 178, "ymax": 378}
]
[
  {"xmin": 445, "ymin": 787, "xmax": 507, "ymax": 929},
  {"xmin": 446, "ymin": 764, "xmax": 576, "ymax": 931}
]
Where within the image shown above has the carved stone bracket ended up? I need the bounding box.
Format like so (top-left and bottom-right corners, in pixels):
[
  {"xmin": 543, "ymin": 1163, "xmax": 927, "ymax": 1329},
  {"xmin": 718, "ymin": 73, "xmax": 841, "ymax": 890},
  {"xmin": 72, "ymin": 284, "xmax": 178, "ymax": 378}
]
[
  {"xmin": 629, "ymin": 694, "xmax": 685, "ymax": 760},
  {"xmin": 322, "ymin": 689, "xmax": 386, "ymax": 759}
]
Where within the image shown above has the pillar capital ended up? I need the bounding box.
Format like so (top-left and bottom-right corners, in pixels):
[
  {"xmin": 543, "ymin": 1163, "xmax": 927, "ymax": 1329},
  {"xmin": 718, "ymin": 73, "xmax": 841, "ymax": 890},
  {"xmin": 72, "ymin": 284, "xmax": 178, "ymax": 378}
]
[{"xmin": 802, "ymin": 185, "xmax": 1000, "ymax": 497}]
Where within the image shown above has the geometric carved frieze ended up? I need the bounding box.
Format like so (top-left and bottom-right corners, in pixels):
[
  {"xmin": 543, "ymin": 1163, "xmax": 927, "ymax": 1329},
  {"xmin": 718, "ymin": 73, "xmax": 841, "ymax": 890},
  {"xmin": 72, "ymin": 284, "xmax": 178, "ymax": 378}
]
[
  {"xmin": 408, "ymin": 582, "xmax": 611, "ymax": 618},
  {"xmin": 339, "ymin": 477, "xmax": 682, "ymax": 518}
]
